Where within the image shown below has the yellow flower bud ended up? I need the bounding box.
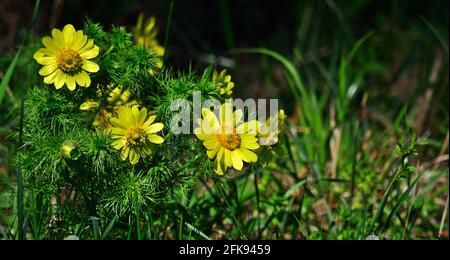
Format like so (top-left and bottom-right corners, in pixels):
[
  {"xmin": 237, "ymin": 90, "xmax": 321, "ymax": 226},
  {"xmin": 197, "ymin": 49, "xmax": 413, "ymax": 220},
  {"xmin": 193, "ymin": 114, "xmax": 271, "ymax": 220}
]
[{"xmin": 60, "ymin": 140, "xmax": 81, "ymax": 160}]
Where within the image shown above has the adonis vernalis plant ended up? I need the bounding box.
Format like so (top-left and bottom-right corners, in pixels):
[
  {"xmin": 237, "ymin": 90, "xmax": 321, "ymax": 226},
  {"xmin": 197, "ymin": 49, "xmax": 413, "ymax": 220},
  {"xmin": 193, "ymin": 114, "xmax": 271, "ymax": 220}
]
[{"xmin": 16, "ymin": 19, "xmax": 286, "ymax": 239}]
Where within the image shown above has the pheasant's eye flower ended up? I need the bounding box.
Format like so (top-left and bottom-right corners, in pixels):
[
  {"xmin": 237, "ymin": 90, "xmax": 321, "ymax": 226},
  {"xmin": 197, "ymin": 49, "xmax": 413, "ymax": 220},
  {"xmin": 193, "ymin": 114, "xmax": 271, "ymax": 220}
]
[
  {"xmin": 213, "ymin": 69, "xmax": 234, "ymax": 96},
  {"xmin": 110, "ymin": 106, "xmax": 164, "ymax": 165},
  {"xmin": 80, "ymin": 85, "xmax": 138, "ymax": 130},
  {"xmin": 33, "ymin": 24, "xmax": 100, "ymax": 91},
  {"xmin": 91, "ymin": 100, "xmax": 139, "ymax": 130},
  {"xmin": 258, "ymin": 109, "xmax": 287, "ymax": 146},
  {"xmin": 195, "ymin": 103, "xmax": 260, "ymax": 175},
  {"xmin": 133, "ymin": 14, "xmax": 165, "ymax": 56}
]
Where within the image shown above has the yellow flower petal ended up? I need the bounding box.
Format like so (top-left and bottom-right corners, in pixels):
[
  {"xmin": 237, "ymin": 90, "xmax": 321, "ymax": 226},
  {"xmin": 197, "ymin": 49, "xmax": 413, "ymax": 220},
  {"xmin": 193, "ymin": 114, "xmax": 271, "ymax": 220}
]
[
  {"xmin": 129, "ymin": 148, "xmax": 136, "ymax": 163},
  {"xmin": 79, "ymin": 39, "xmax": 94, "ymax": 53},
  {"xmin": 121, "ymin": 148, "xmax": 130, "ymax": 161},
  {"xmin": 142, "ymin": 115, "xmax": 156, "ymax": 128},
  {"xmin": 35, "ymin": 47, "xmax": 55, "ymax": 56},
  {"xmin": 148, "ymin": 134, "xmax": 164, "ymax": 144},
  {"xmin": 62, "ymin": 24, "xmax": 76, "ymax": 45},
  {"xmin": 54, "ymin": 70, "xmax": 66, "ymax": 89},
  {"xmin": 83, "ymin": 71, "xmax": 92, "ymax": 87},
  {"xmin": 238, "ymin": 148, "xmax": 258, "ymax": 162},
  {"xmin": 36, "ymin": 56, "xmax": 56, "ymax": 66},
  {"xmin": 220, "ymin": 103, "xmax": 233, "ymax": 125},
  {"xmin": 39, "ymin": 63, "xmax": 57, "ymax": 76},
  {"xmin": 118, "ymin": 106, "xmax": 134, "ymax": 126},
  {"xmin": 42, "ymin": 36, "xmax": 59, "ymax": 53},
  {"xmin": 112, "ymin": 139, "xmax": 126, "ymax": 149},
  {"xmin": 66, "ymin": 76, "xmax": 76, "ymax": 91},
  {"xmin": 72, "ymin": 31, "xmax": 87, "ymax": 51},
  {"xmin": 195, "ymin": 131, "xmax": 207, "ymax": 141},
  {"xmin": 34, "ymin": 50, "xmax": 56, "ymax": 65},
  {"xmin": 231, "ymin": 151, "xmax": 243, "ymax": 170},
  {"xmin": 203, "ymin": 138, "xmax": 219, "ymax": 150},
  {"xmin": 145, "ymin": 123, "xmax": 164, "ymax": 134},
  {"xmin": 224, "ymin": 149, "xmax": 232, "ymax": 167},
  {"xmin": 214, "ymin": 148, "xmax": 226, "ymax": 175},
  {"xmin": 241, "ymin": 134, "xmax": 258, "ymax": 143},
  {"xmin": 43, "ymin": 70, "xmax": 59, "ymax": 84},
  {"xmin": 131, "ymin": 106, "xmax": 140, "ymax": 124},
  {"xmin": 241, "ymin": 140, "xmax": 260, "ymax": 150},
  {"xmin": 233, "ymin": 149, "xmax": 249, "ymax": 163},
  {"xmin": 33, "ymin": 51, "xmax": 44, "ymax": 61},
  {"xmin": 207, "ymin": 145, "xmax": 220, "ymax": 159},
  {"xmin": 137, "ymin": 107, "xmax": 147, "ymax": 125},
  {"xmin": 132, "ymin": 152, "xmax": 140, "ymax": 165},
  {"xmin": 110, "ymin": 118, "xmax": 128, "ymax": 130},
  {"xmin": 80, "ymin": 45, "xmax": 99, "ymax": 59},
  {"xmin": 233, "ymin": 109, "xmax": 243, "ymax": 125},
  {"xmin": 79, "ymin": 100, "xmax": 99, "ymax": 110},
  {"xmin": 51, "ymin": 29, "xmax": 65, "ymax": 48},
  {"xmin": 82, "ymin": 60, "xmax": 100, "ymax": 73},
  {"xmin": 129, "ymin": 148, "xmax": 140, "ymax": 165},
  {"xmin": 74, "ymin": 71, "xmax": 88, "ymax": 87}
]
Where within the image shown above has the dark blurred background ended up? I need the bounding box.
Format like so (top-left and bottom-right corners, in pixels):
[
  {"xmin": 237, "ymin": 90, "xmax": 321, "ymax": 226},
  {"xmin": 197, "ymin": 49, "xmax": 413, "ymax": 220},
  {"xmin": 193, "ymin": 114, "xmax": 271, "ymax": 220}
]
[{"xmin": 1, "ymin": 0, "xmax": 448, "ymax": 61}]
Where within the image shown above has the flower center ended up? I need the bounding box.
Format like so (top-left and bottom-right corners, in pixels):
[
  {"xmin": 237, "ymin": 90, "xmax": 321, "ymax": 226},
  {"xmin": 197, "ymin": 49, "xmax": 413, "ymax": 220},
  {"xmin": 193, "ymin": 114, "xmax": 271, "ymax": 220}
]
[
  {"xmin": 56, "ymin": 48, "xmax": 82, "ymax": 74},
  {"xmin": 216, "ymin": 130, "xmax": 241, "ymax": 151},
  {"xmin": 126, "ymin": 128, "xmax": 147, "ymax": 146}
]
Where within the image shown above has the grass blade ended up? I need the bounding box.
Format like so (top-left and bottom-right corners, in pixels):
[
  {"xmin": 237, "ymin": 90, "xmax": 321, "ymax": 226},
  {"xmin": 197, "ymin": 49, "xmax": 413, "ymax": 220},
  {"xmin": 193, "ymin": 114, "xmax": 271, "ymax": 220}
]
[
  {"xmin": 381, "ymin": 173, "xmax": 424, "ymax": 232},
  {"xmin": 16, "ymin": 97, "xmax": 25, "ymax": 240},
  {"xmin": 30, "ymin": 0, "xmax": 41, "ymax": 26},
  {"xmin": 185, "ymin": 222, "xmax": 211, "ymax": 240},
  {"xmin": 284, "ymin": 180, "xmax": 307, "ymax": 199},
  {"xmin": 420, "ymin": 16, "xmax": 449, "ymax": 54},
  {"xmin": 90, "ymin": 216, "xmax": 100, "ymax": 240},
  {"xmin": 0, "ymin": 48, "xmax": 22, "ymax": 104},
  {"xmin": 163, "ymin": 0, "xmax": 174, "ymax": 63},
  {"xmin": 100, "ymin": 216, "xmax": 117, "ymax": 240},
  {"xmin": 228, "ymin": 47, "xmax": 306, "ymax": 103}
]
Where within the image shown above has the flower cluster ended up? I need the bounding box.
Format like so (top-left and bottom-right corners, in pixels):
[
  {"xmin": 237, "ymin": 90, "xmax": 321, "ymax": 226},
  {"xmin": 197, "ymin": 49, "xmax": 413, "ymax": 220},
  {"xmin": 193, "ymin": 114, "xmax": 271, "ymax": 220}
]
[
  {"xmin": 34, "ymin": 24, "xmax": 164, "ymax": 165},
  {"xmin": 213, "ymin": 69, "xmax": 234, "ymax": 96},
  {"xmin": 195, "ymin": 103, "xmax": 286, "ymax": 175},
  {"xmin": 33, "ymin": 23, "xmax": 286, "ymax": 174},
  {"xmin": 133, "ymin": 13, "xmax": 165, "ymax": 75},
  {"xmin": 80, "ymin": 84, "xmax": 139, "ymax": 129}
]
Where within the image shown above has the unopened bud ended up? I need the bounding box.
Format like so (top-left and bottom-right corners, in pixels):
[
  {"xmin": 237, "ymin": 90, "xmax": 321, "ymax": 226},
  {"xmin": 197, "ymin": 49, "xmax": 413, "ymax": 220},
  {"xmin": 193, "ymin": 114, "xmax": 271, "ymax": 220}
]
[{"xmin": 60, "ymin": 140, "xmax": 81, "ymax": 160}]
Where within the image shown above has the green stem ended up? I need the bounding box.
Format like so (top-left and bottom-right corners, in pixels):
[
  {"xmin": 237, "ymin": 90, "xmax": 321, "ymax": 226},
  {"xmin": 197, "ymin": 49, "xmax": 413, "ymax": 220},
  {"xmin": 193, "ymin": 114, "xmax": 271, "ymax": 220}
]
[
  {"xmin": 17, "ymin": 97, "xmax": 24, "ymax": 240},
  {"xmin": 163, "ymin": 0, "xmax": 174, "ymax": 63},
  {"xmin": 254, "ymin": 168, "xmax": 261, "ymax": 239}
]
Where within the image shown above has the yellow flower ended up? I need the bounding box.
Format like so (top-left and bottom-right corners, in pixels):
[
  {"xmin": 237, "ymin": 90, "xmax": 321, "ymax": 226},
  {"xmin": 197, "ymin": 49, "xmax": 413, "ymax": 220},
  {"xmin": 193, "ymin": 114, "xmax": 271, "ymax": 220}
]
[
  {"xmin": 33, "ymin": 24, "xmax": 100, "ymax": 91},
  {"xmin": 106, "ymin": 85, "xmax": 132, "ymax": 106},
  {"xmin": 80, "ymin": 84, "xmax": 138, "ymax": 129},
  {"xmin": 213, "ymin": 69, "xmax": 234, "ymax": 96},
  {"xmin": 258, "ymin": 109, "xmax": 287, "ymax": 146},
  {"xmin": 133, "ymin": 13, "xmax": 164, "ymax": 75},
  {"xmin": 110, "ymin": 106, "xmax": 164, "ymax": 165},
  {"xmin": 195, "ymin": 103, "xmax": 260, "ymax": 175},
  {"xmin": 133, "ymin": 14, "xmax": 165, "ymax": 56}
]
